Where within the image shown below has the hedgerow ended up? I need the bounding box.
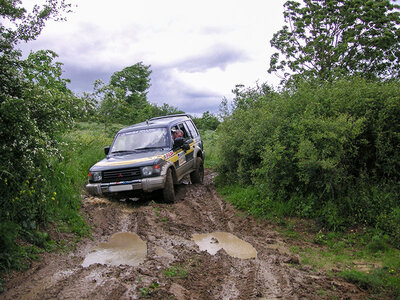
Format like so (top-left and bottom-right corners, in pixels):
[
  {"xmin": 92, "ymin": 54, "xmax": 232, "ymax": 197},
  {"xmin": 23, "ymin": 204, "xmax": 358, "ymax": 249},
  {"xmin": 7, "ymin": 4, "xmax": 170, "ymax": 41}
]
[{"xmin": 216, "ymin": 78, "xmax": 400, "ymax": 246}]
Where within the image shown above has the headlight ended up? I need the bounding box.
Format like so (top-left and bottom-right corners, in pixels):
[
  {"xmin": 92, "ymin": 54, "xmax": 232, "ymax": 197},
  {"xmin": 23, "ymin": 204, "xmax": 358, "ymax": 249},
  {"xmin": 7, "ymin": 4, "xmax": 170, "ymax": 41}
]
[
  {"xmin": 141, "ymin": 166, "xmax": 153, "ymax": 177},
  {"xmin": 141, "ymin": 165, "xmax": 161, "ymax": 177},
  {"xmin": 89, "ymin": 171, "xmax": 102, "ymax": 182}
]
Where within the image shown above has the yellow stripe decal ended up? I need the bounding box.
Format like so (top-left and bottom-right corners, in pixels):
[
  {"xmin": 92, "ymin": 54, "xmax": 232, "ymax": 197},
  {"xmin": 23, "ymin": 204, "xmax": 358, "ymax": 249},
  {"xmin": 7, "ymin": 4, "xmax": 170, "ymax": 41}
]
[
  {"xmin": 95, "ymin": 141, "xmax": 196, "ymax": 167},
  {"xmin": 167, "ymin": 141, "xmax": 196, "ymax": 163}
]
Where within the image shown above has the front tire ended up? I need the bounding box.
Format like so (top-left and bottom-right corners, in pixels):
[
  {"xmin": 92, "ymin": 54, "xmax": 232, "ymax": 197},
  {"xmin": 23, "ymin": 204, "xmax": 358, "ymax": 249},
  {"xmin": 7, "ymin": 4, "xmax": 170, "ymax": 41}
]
[
  {"xmin": 190, "ymin": 157, "xmax": 204, "ymax": 184},
  {"xmin": 163, "ymin": 168, "xmax": 175, "ymax": 203}
]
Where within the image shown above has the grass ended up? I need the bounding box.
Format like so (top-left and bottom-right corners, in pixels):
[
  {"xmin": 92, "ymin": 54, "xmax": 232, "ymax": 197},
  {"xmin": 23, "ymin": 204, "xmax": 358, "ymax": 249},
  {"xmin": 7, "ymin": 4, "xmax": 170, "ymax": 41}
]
[
  {"xmin": 217, "ymin": 183, "xmax": 400, "ymax": 299},
  {"xmin": 162, "ymin": 264, "xmax": 189, "ymax": 278},
  {"xmin": 139, "ymin": 281, "xmax": 159, "ymax": 297},
  {"xmin": 45, "ymin": 123, "xmax": 114, "ymax": 234},
  {"xmin": 150, "ymin": 201, "xmax": 169, "ymax": 223},
  {"xmin": 217, "ymin": 184, "xmax": 291, "ymax": 219},
  {"xmin": 152, "ymin": 205, "xmax": 161, "ymax": 217},
  {"xmin": 199, "ymin": 129, "xmax": 219, "ymax": 169},
  {"xmin": 341, "ymin": 268, "xmax": 400, "ymax": 297},
  {"xmin": 297, "ymin": 230, "xmax": 400, "ymax": 298},
  {"xmin": 283, "ymin": 230, "xmax": 400, "ymax": 298}
]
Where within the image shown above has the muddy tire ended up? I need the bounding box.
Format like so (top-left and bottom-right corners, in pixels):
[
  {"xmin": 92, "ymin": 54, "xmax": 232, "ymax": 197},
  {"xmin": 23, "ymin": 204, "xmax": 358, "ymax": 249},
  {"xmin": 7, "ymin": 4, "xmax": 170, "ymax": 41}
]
[
  {"xmin": 190, "ymin": 157, "xmax": 204, "ymax": 184},
  {"xmin": 163, "ymin": 168, "xmax": 175, "ymax": 203}
]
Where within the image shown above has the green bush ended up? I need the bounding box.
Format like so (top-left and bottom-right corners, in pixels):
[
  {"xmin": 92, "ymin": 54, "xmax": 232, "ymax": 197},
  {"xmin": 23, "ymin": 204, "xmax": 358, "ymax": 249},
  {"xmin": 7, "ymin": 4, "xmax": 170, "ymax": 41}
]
[
  {"xmin": 193, "ymin": 111, "xmax": 220, "ymax": 131},
  {"xmin": 376, "ymin": 207, "xmax": 400, "ymax": 249},
  {"xmin": 0, "ymin": 222, "xmax": 19, "ymax": 270},
  {"xmin": 0, "ymin": 125, "xmax": 112, "ymax": 273},
  {"xmin": 216, "ymin": 77, "xmax": 400, "ymax": 245}
]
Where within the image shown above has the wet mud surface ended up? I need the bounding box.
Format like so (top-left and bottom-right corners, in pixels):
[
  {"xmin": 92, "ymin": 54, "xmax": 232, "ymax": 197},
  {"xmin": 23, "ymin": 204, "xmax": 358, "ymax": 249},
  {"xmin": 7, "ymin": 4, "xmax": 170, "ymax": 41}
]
[{"xmin": 2, "ymin": 170, "xmax": 368, "ymax": 299}]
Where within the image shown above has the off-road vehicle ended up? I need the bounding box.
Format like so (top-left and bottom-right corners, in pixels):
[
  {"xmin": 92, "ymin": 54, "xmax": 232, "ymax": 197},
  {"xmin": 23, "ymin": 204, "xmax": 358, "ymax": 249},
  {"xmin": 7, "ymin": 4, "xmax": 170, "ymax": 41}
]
[{"xmin": 86, "ymin": 114, "xmax": 205, "ymax": 202}]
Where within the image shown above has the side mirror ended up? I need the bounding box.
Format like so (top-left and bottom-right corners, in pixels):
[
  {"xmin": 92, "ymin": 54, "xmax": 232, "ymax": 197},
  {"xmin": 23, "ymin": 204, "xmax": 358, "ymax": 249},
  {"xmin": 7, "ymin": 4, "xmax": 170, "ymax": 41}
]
[
  {"xmin": 182, "ymin": 143, "xmax": 190, "ymax": 151},
  {"xmin": 173, "ymin": 137, "xmax": 185, "ymax": 149},
  {"xmin": 104, "ymin": 146, "xmax": 110, "ymax": 155},
  {"xmin": 182, "ymin": 138, "xmax": 193, "ymax": 151}
]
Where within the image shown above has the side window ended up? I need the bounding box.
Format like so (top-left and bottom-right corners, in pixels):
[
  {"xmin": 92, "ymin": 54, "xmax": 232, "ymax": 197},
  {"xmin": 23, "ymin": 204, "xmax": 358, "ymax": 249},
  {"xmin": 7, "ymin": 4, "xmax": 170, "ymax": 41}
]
[
  {"xmin": 185, "ymin": 120, "xmax": 198, "ymax": 138},
  {"xmin": 183, "ymin": 122, "xmax": 193, "ymax": 138},
  {"xmin": 171, "ymin": 123, "xmax": 190, "ymax": 140},
  {"xmin": 177, "ymin": 123, "xmax": 189, "ymax": 139}
]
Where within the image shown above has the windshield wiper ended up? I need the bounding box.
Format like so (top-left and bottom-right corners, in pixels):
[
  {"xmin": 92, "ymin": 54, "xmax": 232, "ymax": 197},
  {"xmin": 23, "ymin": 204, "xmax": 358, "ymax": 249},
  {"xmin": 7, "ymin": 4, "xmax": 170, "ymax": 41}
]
[
  {"xmin": 134, "ymin": 146, "xmax": 164, "ymax": 151},
  {"xmin": 110, "ymin": 150, "xmax": 136, "ymax": 155}
]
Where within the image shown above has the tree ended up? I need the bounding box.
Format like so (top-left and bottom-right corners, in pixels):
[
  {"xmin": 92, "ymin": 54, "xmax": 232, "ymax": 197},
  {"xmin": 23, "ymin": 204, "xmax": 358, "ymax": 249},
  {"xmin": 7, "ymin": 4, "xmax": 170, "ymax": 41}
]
[
  {"xmin": 91, "ymin": 63, "xmax": 152, "ymax": 125},
  {"xmin": 150, "ymin": 102, "xmax": 184, "ymax": 118},
  {"xmin": 1, "ymin": 0, "xmax": 71, "ymax": 98},
  {"xmin": 109, "ymin": 62, "xmax": 152, "ymax": 109},
  {"xmin": 24, "ymin": 49, "xmax": 70, "ymax": 91},
  {"xmin": 89, "ymin": 80, "xmax": 123, "ymax": 129},
  {"xmin": 193, "ymin": 111, "xmax": 220, "ymax": 131},
  {"xmin": 268, "ymin": 0, "xmax": 400, "ymax": 83},
  {"xmin": 231, "ymin": 83, "xmax": 275, "ymax": 112},
  {"xmin": 1, "ymin": 1, "xmax": 74, "ymax": 181},
  {"xmin": 218, "ymin": 97, "xmax": 231, "ymax": 120}
]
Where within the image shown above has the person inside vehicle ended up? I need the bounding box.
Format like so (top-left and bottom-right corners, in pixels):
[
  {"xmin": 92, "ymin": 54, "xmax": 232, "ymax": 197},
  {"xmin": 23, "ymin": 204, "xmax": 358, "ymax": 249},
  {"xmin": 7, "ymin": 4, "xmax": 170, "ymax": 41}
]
[
  {"xmin": 172, "ymin": 129, "xmax": 190, "ymax": 151},
  {"xmin": 172, "ymin": 129, "xmax": 183, "ymax": 140}
]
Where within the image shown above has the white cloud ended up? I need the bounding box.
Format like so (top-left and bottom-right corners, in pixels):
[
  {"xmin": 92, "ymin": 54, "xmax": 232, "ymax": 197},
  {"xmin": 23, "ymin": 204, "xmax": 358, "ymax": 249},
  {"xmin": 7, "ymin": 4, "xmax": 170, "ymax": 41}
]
[{"xmin": 20, "ymin": 0, "xmax": 286, "ymax": 113}]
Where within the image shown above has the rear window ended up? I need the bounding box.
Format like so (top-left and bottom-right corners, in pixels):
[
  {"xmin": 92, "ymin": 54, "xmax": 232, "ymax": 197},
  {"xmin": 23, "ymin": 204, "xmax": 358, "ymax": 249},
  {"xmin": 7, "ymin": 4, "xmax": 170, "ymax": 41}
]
[{"xmin": 185, "ymin": 120, "xmax": 199, "ymax": 137}]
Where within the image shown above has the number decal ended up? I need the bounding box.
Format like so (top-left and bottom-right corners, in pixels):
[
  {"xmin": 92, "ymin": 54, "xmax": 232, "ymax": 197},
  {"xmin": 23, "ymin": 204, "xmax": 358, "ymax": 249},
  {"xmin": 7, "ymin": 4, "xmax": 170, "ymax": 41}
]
[
  {"xmin": 164, "ymin": 151, "xmax": 174, "ymax": 160},
  {"xmin": 178, "ymin": 151, "xmax": 186, "ymax": 166}
]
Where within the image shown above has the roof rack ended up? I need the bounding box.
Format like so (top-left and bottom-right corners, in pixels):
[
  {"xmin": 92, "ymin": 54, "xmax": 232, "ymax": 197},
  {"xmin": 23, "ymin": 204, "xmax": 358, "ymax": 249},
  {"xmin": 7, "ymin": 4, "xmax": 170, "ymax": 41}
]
[{"xmin": 150, "ymin": 114, "xmax": 191, "ymax": 121}]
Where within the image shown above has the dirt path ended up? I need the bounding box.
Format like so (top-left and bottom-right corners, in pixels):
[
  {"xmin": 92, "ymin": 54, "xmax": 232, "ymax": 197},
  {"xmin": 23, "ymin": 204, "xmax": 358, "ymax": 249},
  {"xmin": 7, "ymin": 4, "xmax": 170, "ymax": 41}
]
[{"xmin": 2, "ymin": 170, "xmax": 367, "ymax": 299}]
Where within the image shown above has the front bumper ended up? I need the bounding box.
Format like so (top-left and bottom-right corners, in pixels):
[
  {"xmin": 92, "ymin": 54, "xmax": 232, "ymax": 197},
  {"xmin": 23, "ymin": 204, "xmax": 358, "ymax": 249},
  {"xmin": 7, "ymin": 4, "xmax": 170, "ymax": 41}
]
[{"xmin": 86, "ymin": 175, "xmax": 166, "ymax": 196}]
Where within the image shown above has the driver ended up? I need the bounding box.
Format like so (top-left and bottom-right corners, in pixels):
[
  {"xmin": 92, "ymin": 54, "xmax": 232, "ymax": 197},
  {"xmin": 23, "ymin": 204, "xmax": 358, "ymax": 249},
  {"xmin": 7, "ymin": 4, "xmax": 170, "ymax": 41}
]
[{"xmin": 172, "ymin": 129, "xmax": 183, "ymax": 140}]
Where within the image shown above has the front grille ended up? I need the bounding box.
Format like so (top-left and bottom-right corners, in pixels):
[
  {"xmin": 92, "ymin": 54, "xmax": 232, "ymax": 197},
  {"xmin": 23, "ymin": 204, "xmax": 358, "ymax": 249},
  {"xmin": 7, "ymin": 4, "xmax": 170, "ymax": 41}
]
[{"xmin": 102, "ymin": 167, "xmax": 141, "ymax": 183}]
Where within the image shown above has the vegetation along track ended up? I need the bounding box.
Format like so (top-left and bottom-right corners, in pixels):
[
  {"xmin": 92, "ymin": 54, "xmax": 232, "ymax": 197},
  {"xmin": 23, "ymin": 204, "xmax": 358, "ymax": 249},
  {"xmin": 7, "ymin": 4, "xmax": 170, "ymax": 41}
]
[{"xmin": 2, "ymin": 170, "xmax": 368, "ymax": 299}]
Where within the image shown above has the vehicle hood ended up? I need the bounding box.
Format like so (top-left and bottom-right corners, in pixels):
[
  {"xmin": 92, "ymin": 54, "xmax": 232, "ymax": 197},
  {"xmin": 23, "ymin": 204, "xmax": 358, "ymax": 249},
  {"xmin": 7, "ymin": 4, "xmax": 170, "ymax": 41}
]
[{"xmin": 89, "ymin": 149, "xmax": 167, "ymax": 171}]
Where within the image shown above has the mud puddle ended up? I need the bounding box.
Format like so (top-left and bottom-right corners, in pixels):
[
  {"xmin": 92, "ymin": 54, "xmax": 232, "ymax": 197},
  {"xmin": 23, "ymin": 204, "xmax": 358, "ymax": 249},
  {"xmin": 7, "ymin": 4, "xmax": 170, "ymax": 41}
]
[
  {"xmin": 82, "ymin": 232, "xmax": 147, "ymax": 267},
  {"xmin": 192, "ymin": 232, "xmax": 257, "ymax": 259}
]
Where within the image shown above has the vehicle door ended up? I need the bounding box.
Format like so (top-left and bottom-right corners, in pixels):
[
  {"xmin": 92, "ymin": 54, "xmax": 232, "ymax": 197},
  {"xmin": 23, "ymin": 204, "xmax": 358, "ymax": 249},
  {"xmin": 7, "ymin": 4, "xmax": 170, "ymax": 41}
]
[
  {"xmin": 171, "ymin": 123, "xmax": 192, "ymax": 178},
  {"xmin": 185, "ymin": 120, "xmax": 202, "ymax": 150},
  {"xmin": 182, "ymin": 122, "xmax": 195, "ymax": 168}
]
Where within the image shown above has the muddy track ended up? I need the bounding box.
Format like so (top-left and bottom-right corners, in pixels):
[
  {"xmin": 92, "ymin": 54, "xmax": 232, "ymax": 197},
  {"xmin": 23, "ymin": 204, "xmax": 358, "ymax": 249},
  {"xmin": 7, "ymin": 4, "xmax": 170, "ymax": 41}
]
[{"xmin": 2, "ymin": 170, "xmax": 367, "ymax": 299}]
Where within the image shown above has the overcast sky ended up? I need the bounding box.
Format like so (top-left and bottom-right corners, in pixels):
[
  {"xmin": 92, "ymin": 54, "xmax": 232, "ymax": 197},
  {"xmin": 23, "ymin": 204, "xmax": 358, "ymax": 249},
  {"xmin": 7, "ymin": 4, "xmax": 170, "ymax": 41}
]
[{"xmin": 20, "ymin": 0, "xmax": 286, "ymax": 115}]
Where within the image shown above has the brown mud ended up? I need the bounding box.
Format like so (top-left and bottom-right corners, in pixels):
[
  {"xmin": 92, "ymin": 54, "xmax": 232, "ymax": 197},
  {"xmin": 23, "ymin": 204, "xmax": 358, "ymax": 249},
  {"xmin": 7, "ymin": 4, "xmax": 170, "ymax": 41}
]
[{"xmin": 2, "ymin": 170, "xmax": 368, "ymax": 299}]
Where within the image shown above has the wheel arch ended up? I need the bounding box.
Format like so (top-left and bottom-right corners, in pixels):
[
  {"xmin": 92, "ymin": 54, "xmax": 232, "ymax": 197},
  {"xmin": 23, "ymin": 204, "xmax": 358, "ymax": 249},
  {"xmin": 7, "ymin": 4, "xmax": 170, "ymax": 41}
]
[
  {"xmin": 193, "ymin": 146, "xmax": 204, "ymax": 160},
  {"xmin": 162, "ymin": 160, "xmax": 178, "ymax": 185}
]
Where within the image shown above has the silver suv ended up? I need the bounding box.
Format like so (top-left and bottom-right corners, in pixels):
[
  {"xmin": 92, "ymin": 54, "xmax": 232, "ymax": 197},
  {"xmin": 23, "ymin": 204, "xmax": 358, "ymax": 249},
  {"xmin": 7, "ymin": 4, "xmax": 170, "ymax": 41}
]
[{"xmin": 86, "ymin": 114, "xmax": 205, "ymax": 202}]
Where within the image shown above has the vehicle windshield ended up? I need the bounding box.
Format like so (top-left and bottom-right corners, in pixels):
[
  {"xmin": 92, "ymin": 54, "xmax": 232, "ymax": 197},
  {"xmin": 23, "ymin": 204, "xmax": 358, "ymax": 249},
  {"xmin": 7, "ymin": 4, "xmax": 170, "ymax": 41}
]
[{"xmin": 110, "ymin": 128, "xmax": 168, "ymax": 154}]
